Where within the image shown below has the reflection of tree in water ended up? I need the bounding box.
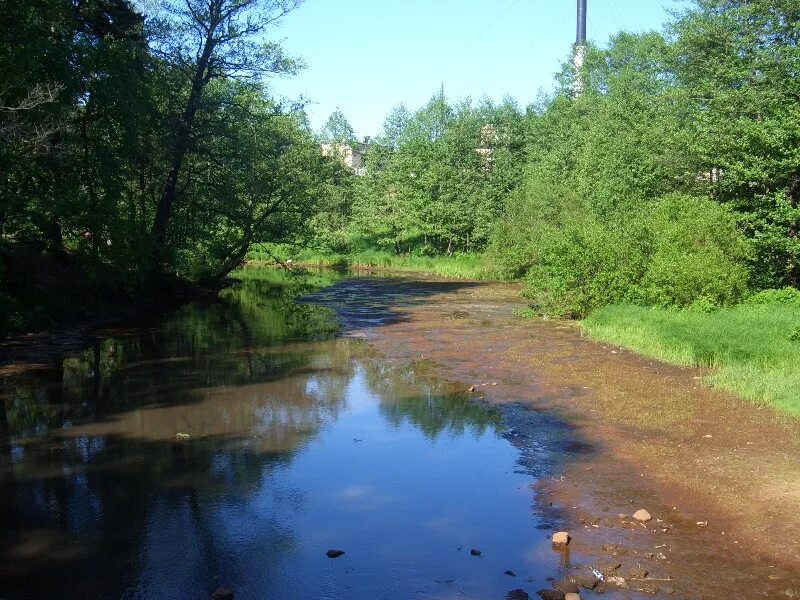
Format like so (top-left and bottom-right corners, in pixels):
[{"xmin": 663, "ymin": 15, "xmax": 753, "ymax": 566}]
[
  {"xmin": 0, "ymin": 270, "xmax": 503, "ymax": 597},
  {"xmin": 362, "ymin": 358, "xmax": 503, "ymax": 440},
  {"xmin": 0, "ymin": 272, "xmax": 350, "ymax": 598},
  {"xmin": 1, "ymin": 271, "xmax": 342, "ymax": 438}
]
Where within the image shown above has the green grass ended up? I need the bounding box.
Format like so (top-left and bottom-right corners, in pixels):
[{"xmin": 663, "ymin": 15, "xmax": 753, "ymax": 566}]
[
  {"xmin": 582, "ymin": 303, "xmax": 800, "ymax": 416},
  {"xmin": 247, "ymin": 243, "xmax": 489, "ymax": 280}
]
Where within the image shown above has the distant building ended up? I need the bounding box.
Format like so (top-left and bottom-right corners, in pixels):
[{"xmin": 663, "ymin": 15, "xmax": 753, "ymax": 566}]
[
  {"xmin": 321, "ymin": 137, "xmax": 370, "ymax": 175},
  {"xmin": 476, "ymin": 124, "xmax": 500, "ymax": 167}
]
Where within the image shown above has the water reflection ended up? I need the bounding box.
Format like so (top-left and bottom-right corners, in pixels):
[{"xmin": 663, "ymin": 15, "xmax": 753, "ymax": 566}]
[{"xmin": 0, "ymin": 270, "xmax": 552, "ymax": 599}]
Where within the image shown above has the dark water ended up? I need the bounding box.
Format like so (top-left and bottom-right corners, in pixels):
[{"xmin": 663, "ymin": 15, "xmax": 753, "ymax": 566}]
[{"xmin": 0, "ymin": 271, "xmax": 561, "ymax": 599}]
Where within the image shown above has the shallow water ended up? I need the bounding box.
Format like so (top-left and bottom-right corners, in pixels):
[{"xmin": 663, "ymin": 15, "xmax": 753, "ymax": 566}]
[{"xmin": 0, "ymin": 272, "xmax": 560, "ymax": 599}]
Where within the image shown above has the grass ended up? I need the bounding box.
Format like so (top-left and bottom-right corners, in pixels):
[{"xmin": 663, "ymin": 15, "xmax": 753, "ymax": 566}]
[
  {"xmin": 247, "ymin": 243, "xmax": 489, "ymax": 280},
  {"xmin": 582, "ymin": 303, "xmax": 800, "ymax": 416}
]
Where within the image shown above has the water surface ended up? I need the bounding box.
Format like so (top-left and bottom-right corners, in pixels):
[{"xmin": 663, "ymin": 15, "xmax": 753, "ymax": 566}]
[{"xmin": 0, "ymin": 271, "xmax": 560, "ymax": 599}]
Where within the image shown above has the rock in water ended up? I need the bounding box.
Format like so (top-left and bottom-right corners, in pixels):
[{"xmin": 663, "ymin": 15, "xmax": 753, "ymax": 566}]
[
  {"xmin": 633, "ymin": 509, "xmax": 652, "ymax": 522},
  {"xmin": 470, "ymin": 548, "xmax": 481, "ymax": 556},
  {"xmin": 564, "ymin": 594, "xmax": 582, "ymax": 600},
  {"xmin": 326, "ymin": 549, "xmax": 345, "ymax": 558},
  {"xmin": 504, "ymin": 570, "xmax": 517, "ymax": 577},
  {"xmin": 607, "ymin": 576, "xmax": 629, "ymax": 589},
  {"xmin": 210, "ymin": 588, "xmax": 234, "ymax": 600},
  {"xmin": 536, "ymin": 590, "xmax": 565, "ymax": 600},
  {"xmin": 551, "ymin": 531, "xmax": 570, "ymax": 546},
  {"xmin": 572, "ymin": 575, "xmax": 600, "ymax": 590},
  {"xmin": 507, "ymin": 590, "xmax": 530, "ymax": 600},
  {"xmin": 553, "ymin": 578, "xmax": 579, "ymax": 593}
]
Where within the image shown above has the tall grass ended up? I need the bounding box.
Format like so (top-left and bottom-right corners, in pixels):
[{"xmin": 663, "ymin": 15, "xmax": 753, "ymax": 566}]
[
  {"xmin": 247, "ymin": 243, "xmax": 489, "ymax": 280},
  {"xmin": 582, "ymin": 304, "xmax": 800, "ymax": 416}
]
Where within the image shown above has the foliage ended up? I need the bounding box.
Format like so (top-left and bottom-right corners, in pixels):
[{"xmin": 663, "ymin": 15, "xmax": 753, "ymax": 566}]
[
  {"xmin": 316, "ymin": 93, "xmax": 526, "ymax": 257},
  {"xmin": 318, "ymin": 109, "xmax": 357, "ymax": 145},
  {"xmin": 746, "ymin": 287, "xmax": 800, "ymax": 307},
  {"xmin": 248, "ymin": 244, "xmax": 487, "ymax": 279},
  {"xmin": 670, "ymin": 0, "xmax": 800, "ymax": 289},
  {"xmin": 0, "ymin": 0, "xmax": 354, "ymax": 329},
  {"xmin": 521, "ymin": 212, "xmax": 649, "ymax": 318},
  {"xmin": 638, "ymin": 194, "xmax": 750, "ymax": 307},
  {"xmin": 489, "ymin": 21, "xmax": 778, "ymax": 315}
]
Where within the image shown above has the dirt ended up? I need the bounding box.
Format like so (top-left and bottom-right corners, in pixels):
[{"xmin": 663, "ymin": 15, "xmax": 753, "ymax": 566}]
[{"xmin": 310, "ymin": 276, "xmax": 800, "ymax": 599}]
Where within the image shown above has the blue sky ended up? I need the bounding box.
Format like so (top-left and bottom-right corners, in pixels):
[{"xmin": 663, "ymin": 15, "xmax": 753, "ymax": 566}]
[{"xmin": 268, "ymin": 0, "xmax": 689, "ymax": 138}]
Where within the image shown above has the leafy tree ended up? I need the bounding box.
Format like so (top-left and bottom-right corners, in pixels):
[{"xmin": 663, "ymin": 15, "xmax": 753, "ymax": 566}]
[
  {"xmin": 670, "ymin": 0, "xmax": 800, "ymax": 288},
  {"xmin": 318, "ymin": 109, "xmax": 357, "ymax": 145},
  {"xmin": 148, "ymin": 0, "xmax": 303, "ymax": 271}
]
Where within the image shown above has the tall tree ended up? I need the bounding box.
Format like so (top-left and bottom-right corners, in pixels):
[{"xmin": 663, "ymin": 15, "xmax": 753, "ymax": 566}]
[
  {"xmin": 148, "ymin": 0, "xmax": 302, "ymax": 272},
  {"xmin": 671, "ymin": 0, "xmax": 800, "ymax": 287}
]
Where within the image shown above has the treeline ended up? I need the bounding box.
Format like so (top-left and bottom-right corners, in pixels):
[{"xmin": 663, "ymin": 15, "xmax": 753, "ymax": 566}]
[
  {"xmin": 307, "ymin": 94, "xmax": 527, "ymax": 256},
  {"xmin": 308, "ymin": 0, "xmax": 799, "ymax": 317},
  {"xmin": 3, "ymin": 0, "xmax": 799, "ymax": 329},
  {"xmin": 0, "ymin": 0, "xmax": 349, "ymax": 294}
]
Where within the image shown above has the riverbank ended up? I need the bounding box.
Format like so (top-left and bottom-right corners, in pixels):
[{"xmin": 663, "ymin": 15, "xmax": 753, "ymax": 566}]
[
  {"xmin": 0, "ymin": 240, "xmax": 213, "ymax": 342},
  {"xmin": 246, "ymin": 243, "xmax": 488, "ymax": 280},
  {"xmin": 306, "ymin": 276, "xmax": 800, "ymax": 598},
  {"xmin": 582, "ymin": 301, "xmax": 800, "ymax": 416}
]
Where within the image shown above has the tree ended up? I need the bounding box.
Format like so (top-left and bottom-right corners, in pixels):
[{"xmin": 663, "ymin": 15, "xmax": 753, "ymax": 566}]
[
  {"xmin": 318, "ymin": 109, "xmax": 357, "ymax": 145},
  {"xmin": 671, "ymin": 0, "xmax": 800, "ymax": 287},
  {"xmin": 148, "ymin": 0, "xmax": 303, "ymax": 272},
  {"xmin": 380, "ymin": 103, "xmax": 410, "ymax": 149}
]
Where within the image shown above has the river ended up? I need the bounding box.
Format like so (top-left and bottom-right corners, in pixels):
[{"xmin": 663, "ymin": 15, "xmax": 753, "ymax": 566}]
[{"xmin": 0, "ymin": 270, "xmax": 564, "ymax": 599}]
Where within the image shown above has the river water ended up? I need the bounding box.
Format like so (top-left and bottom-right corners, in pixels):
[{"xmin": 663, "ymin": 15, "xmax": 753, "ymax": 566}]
[{"xmin": 0, "ymin": 270, "xmax": 562, "ymax": 599}]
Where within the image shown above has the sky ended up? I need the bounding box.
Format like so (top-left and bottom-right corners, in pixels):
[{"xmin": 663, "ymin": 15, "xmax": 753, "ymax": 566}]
[{"xmin": 267, "ymin": 0, "xmax": 689, "ymax": 139}]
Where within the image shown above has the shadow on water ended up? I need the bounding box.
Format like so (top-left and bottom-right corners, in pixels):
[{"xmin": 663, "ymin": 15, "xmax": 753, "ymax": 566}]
[
  {"xmin": 0, "ymin": 269, "xmax": 590, "ymax": 600},
  {"xmin": 297, "ymin": 275, "xmax": 486, "ymax": 331}
]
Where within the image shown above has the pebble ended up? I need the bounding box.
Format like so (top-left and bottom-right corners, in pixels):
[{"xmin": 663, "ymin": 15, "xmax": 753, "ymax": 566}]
[
  {"xmin": 633, "ymin": 509, "xmax": 652, "ymax": 522},
  {"xmin": 565, "ymin": 594, "xmax": 581, "ymax": 600},
  {"xmin": 326, "ymin": 549, "xmax": 345, "ymax": 558},
  {"xmin": 536, "ymin": 590, "xmax": 565, "ymax": 600},
  {"xmin": 607, "ymin": 576, "xmax": 629, "ymax": 589},
  {"xmin": 210, "ymin": 588, "xmax": 234, "ymax": 600},
  {"xmin": 507, "ymin": 590, "xmax": 530, "ymax": 600},
  {"xmin": 551, "ymin": 531, "xmax": 570, "ymax": 546},
  {"xmin": 553, "ymin": 579, "xmax": 579, "ymax": 593},
  {"xmin": 470, "ymin": 548, "xmax": 481, "ymax": 556},
  {"xmin": 601, "ymin": 543, "xmax": 627, "ymax": 557}
]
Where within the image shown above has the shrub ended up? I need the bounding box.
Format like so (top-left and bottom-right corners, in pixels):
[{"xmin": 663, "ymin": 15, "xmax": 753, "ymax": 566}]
[
  {"xmin": 522, "ymin": 214, "xmax": 648, "ymax": 318},
  {"xmin": 638, "ymin": 194, "xmax": 750, "ymax": 307},
  {"xmin": 745, "ymin": 287, "xmax": 800, "ymax": 307},
  {"xmin": 485, "ymin": 180, "xmax": 585, "ymax": 280}
]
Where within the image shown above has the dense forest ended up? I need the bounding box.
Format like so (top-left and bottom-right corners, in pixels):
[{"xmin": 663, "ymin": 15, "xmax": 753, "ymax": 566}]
[{"xmin": 2, "ymin": 0, "xmax": 800, "ymax": 334}]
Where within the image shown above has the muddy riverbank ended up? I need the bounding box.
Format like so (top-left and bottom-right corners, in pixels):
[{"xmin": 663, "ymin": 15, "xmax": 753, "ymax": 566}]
[{"xmin": 306, "ymin": 276, "xmax": 800, "ymax": 599}]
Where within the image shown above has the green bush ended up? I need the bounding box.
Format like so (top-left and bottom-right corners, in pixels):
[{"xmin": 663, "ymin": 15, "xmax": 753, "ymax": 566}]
[
  {"xmin": 745, "ymin": 287, "xmax": 800, "ymax": 307},
  {"xmin": 516, "ymin": 194, "xmax": 750, "ymax": 317},
  {"xmin": 639, "ymin": 194, "xmax": 750, "ymax": 307},
  {"xmin": 485, "ymin": 180, "xmax": 585, "ymax": 280},
  {"xmin": 521, "ymin": 215, "xmax": 648, "ymax": 318}
]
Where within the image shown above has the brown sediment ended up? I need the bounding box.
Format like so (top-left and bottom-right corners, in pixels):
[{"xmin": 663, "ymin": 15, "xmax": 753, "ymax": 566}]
[{"xmin": 323, "ymin": 277, "xmax": 800, "ymax": 599}]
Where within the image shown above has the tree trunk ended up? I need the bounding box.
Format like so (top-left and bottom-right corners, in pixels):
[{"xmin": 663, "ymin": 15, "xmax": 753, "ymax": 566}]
[{"xmin": 150, "ymin": 26, "xmax": 217, "ymax": 273}]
